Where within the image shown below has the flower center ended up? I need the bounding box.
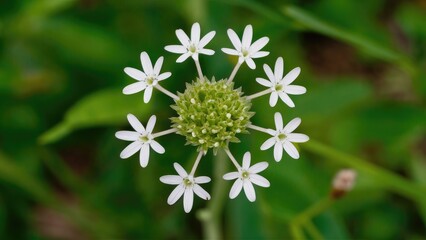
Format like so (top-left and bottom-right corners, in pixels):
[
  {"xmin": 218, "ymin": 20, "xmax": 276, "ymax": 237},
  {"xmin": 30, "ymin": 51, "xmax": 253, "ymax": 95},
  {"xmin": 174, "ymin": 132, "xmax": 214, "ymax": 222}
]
[
  {"xmin": 278, "ymin": 133, "xmax": 286, "ymax": 140},
  {"xmin": 146, "ymin": 76, "xmax": 155, "ymax": 85},
  {"xmin": 171, "ymin": 78, "xmax": 253, "ymax": 152},
  {"xmin": 189, "ymin": 44, "xmax": 197, "ymax": 53},
  {"xmin": 274, "ymin": 84, "xmax": 283, "ymax": 91},
  {"xmin": 241, "ymin": 170, "xmax": 250, "ymax": 179},
  {"xmin": 139, "ymin": 135, "xmax": 150, "ymax": 142},
  {"xmin": 183, "ymin": 178, "xmax": 193, "ymax": 187},
  {"xmin": 241, "ymin": 48, "xmax": 249, "ymax": 57}
]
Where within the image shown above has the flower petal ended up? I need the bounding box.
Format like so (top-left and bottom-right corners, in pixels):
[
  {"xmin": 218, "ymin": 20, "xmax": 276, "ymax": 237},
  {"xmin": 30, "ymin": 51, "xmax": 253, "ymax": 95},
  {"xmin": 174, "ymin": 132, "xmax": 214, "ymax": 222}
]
[
  {"xmin": 221, "ymin": 48, "xmax": 239, "ymax": 55},
  {"xmin": 183, "ymin": 188, "xmax": 194, "ymax": 213},
  {"xmin": 143, "ymin": 86, "xmax": 153, "ymax": 103},
  {"xmin": 242, "ymin": 25, "xmax": 253, "ymax": 47},
  {"xmin": 269, "ymin": 92, "xmax": 278, "ymax": 107},
  {"xmin": 287, "ymin": 133, "xmax": 309, "ymax": 143},
  {"xmin": 193, "ymin": 184, "xmax": 211, "ymax": 200},
  {"xmin": 120, "ymin": 141, "xmax": 142, "ymax": 159},
  {"xmin": 115, "ymin": 131, "xmax": 140, "ymax": 141},
  {"xmin": 283, "ymin": 141, "xmax": 299, "ymax": 159},
  {"xmin": 150, "ymin": 140, "xmax": 165, "ymax": 154},
  {"xmin": 124, "ymin": 67, "xmax": 146, "ymax": 80},
  {"xmin": 251, "ymin": 51, "xmax": 269, "ymax": 58},
  {"xmin": 263, "ymin": 64, "xmax": 275, "ymax": 82},
  {"xmin": 176, "ymin": 29, "xmax": 190, "ymax": 47},
  {"xmin": 153, "ymin": 56, "xmax": 164, "ymax": 76},
  {"xmin": 199, "ymin": 49, "xmax": 215, "ymax": 55},
  {"xmin": 122, "ymin": 82, "xmax": 147, "ymax": 95},
  {"xmin": 157, "ymin": 72, "xmax": 171, "ymax": 81},
  {"xmin": 250, "ymin": 174, "xmax": 270, "ymax": 187},
  {"xmin": 127, "ymin": 114, "xmax": 145, "ymax": 133},
  {"xmin": 260, "ymin": 137, "xmax": 276, "ymax": 150},
  {"xmin": 160, "ymin": 175, "xmax": 182, "ymax": 185},
  {"xmin": 139, "ymin": 144, "xmax": 150, "ymax": 167},
  {"xmin": 278, "ymin": 92, "xmax": 295, "ymax": 108},
  {"xmin": 223, "ymin": 172, "xmax": 240, "ymax": 180},
  {"xmin": 283, "ymin": 67, "xmax": 301, "ymax": 85},
  {"xmin": 167, "ymin": 184, "xmax": 185, "ymax": 205},
  {"xmin": 191, "ymin": 52, "xmax": 199, "ymax": 61},
  {"xmin": 285, "ymin": 85, "xmax": 306, "ymax": 95},
  {"xmin": 245, "ymin": 57, "xmax": 256, "ymax": 69},
  {"xmin": 198, "ymin": 31, "xmax": 216, "ymax": 48},
  {"xmin": 165, "ymin": 45, "xmax": 187, "ymax": 54},
  {"xmin": 140, "ymin": 52, "xmax": 153, "ymax": 75},
  {"xmin": 242, "ymin": 152, "xmax": 251, "ymax": 170},
  {"xmin": 256, "ymin": 78, "xmax": 273, "ymax": 87},
  {"xmin": 274, "ymin": 142, "xmax": 283, "ymax": 162},
  {"xmin": 191, "ymin": 22, "xmax": 201, "ymax": 43},
  {"xmin": 274, "ymin": 57, "xmax": 284, "ymax": 80},
  {"xmin": 176, "ymin": 52, "xmax": 191, "ymax": 63},
  {"xmin": 248, "ymin": 162, "xmax": 268, "ymax": 174},
  {"xmin": 274, "ymin": 112, "xmax": 283, "ymax": 130},
  {"xmin": 195, "ymin": 176, "xmax": 211, "ymax": 184},
  {"xmin": 243, "ymin": 181, "xmax": 256, "ymax": 202},
  {"xmin": 283, "ymin": 117, "xmax": 301, "ymax": 133},
  {"xmin": 250, "ymin": 37, "xmax": 269, "ymax": 53},
  {"xmin": 173, "ymin": 162, "xmax": 188, "ymax": 178},
  {"xmin": 145, "ymin": 115, "xmax": 156, "ymax": 133},
  {"xmin": 227, "ymin": 29, "xmax": 242, "ymax": 50},
  {"xmin": 229, "ymin": 179, "xmax": 243, "ymax": 199}
]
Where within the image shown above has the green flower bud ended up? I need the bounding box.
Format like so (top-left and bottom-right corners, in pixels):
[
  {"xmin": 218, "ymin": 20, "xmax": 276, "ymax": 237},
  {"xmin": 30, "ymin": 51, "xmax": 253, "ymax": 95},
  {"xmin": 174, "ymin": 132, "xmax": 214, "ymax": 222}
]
[{"xmin": 171, "ymin": 78, "xmax": 254, "ymax": 153}]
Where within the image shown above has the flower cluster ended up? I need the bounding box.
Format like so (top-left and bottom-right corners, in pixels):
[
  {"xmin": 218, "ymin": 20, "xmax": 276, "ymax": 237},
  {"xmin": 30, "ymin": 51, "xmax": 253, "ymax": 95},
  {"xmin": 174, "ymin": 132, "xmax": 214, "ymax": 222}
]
[{"xmin": 116, "ymin": 23, "xmax": 309, "ymax": 213}]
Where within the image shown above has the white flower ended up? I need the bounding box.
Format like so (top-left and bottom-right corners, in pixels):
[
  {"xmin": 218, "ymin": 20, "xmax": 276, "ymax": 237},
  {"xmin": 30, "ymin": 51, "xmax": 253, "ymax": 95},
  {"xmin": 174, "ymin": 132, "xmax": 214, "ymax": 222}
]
[
  {"xmin": 223, "ymin": 152, "xmax": 270, "ymax": 202},
  {"xmin": 123, "ymin": 52, "xmax": 172, "ymax": 103},
  {"xmin": 160, "ymin": 163, "xmax": 211, "ymax": 213},
  {"xmin": 221, "ymin": 25, "xmax": 269, "ymax": 69},
  {"xmin": 165, "ymin": 22, "xmax": 216, "ymax": 63},
  {"xmin": 256, "ymin": 57, "xmax": 306, "ymax": 107},
  {"xmin": 260, "ymin": 112, "xmax": 309, "ymax": 161},
  {"xmin": 115, "ymin": 114, "xmax": 165, "ymax": 167}
]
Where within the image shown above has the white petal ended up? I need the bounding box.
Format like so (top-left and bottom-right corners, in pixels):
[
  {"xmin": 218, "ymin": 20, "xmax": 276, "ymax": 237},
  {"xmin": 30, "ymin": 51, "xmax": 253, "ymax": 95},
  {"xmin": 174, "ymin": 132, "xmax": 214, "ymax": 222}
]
[
  {"xmin": 227, "ymin": 28, "xmax": 242, "ymax": 50},
  {"xmin": 251, "ymin": 51, "xmax": 269, "ymax": 58},
  {"xmin": 223, "ymin": 172, "xmax": 240, "ymax": 180},
  {"xmin": 260, "ymin": 137, "xmax": 276, "ymax": 150},
  {"xmin": 245, "ymin": 58, "xmax": 256, "ymax": 69},
  {"xmin": 256, "ymin": 78, "xmax": 273, "ymax": 87},
  {"xmin": 150, "ymin": 140, "xmax": 165, "ymax": 154},
  {"xmin": 198, "ymin": 31, "xmax": 216, "ymax": 48},
  {"xmin": 160, "ymin": 175, "xmax": 182, "ymax": 185},
  {"xmin": 143, "ymin": 86, "xmax": 153, "ymax": 103},
  {"xmin": 285, "ymin": 85, "xmax": 306, "ymax": 95},
  {"xmin": 120, "ymin": 141, "xmax": 142, "ymax": 159},
  {"xmin": 274, "ymin": 57, "xmax": 284, "ymax": 80},
  {"xmin": 242, "ymin": 152, "xmax": 251, "ymax": 170},
  {"xmin": 174, "ymin": 162, "xmax": 188, "ymax": 178},
  {"xmin": 250, "ymin": 174, "xmax": 270, "ymax": 187},
  {"xmin": 287, "ymin": 133, "xmax": 309, "ymax": 143},
  {"xmin": 283, "ymin": 67, "xmax": 301, "ymax": 85},
  {"xmin": 191, "ymin": 52, "xmax": 199, "ymax": 61},
  {"xmin": 124, "ymin": 67, "xmax": 146, "ymax": 80},
  {"xmin": 263, "ymin": 64, "xmax": 275, "ymax": 82},
  {"xmin": 274, "ymin": 112, "xmax": 283, "ymax": 130},
  {"xmin": 176, "ymin": 29, "xmax": 190, "ymax": 47},
  {"xmin": 279, "ymin": 92, "xmax": 295, "ymax": 108},
  {"xmin": 193, "ymin": 184, "xmax": 211, "ymax": 200},
  {"xmin": 139, "ymin": 144, "xmax": 150, "ymax": 167},
  {"xmin": 157, "ymin": 72, "xmax": 171, "ymax": 81},
  {"xmin": 269, "ymin": 92, "xmax": 278, "ymax": 107},
  {"xmin": 183, "ymin": 188, "xmax": 194, "ymax": 213},
  {"xmin": 249, "ymin": 37, "xmax": 269, "ymax": 53},
  {"xmin": 221, "ymin": 48, "xmax": 239, "ymax": 55},
  {"xmin": 115, "ymin": 131, "xmax": 140, "ymax": 141},
  {"xmin": 242, "ymin": 25, "xmax": 253, "ymax": 47},
  {"xmin": 165, "ymin": 45, "xmax": 187, "ymax": 54},
  {"xmin": 194, "ymin": 176, "xmax": 211, "ymax": 184},
  {"xmin": 167, "ymin": 184, "xmax": 185, "ymax": 205},
  {"xmin": 248, "ymin": 162, "xmax": 268, "ymax": 174},
  {"xmin": 153, "ymin": 56, "xmax": 163, "ymax": 76},
  {"xmin": 243, "ymin": 181, "xmax": 256, "ymax": 202},
  {"xmin": 145, "ymin": 115, "xmax": 156, "ymax": 133},
  {"xmin": 274, "ymin": 142, "xmax": 283, "ymax": 162},
  {"xmin": 191, "ymin": 22, "xmax": 200, "ymax": 43},
  {"xmin": 122, "ymin": 82, "xmax": 147, "ymax": 95},
  {"xmin": 140, "ymin": 52, "xmax": 153, "ymax": 75},
  {"xmin": 176, "ymin": 52, "xmax": 191, "ymax": 63},
  {"xmin": 199, "ymin": 49, "xmax": 215, "ymax": 55},
  {"xmin": 127, "ymin": 114, "xmax": 145, "ymax": 133},
  {"xmin": 284, "ymin": 117, "xmax": 301, "ymax": 133},
  {"xmin": 283, "ymin": 141, "xmax": 300, "ymax": 159},
  {"xmin": 229, "ymin": 179, "xmax": 243, "ymax": 199}
]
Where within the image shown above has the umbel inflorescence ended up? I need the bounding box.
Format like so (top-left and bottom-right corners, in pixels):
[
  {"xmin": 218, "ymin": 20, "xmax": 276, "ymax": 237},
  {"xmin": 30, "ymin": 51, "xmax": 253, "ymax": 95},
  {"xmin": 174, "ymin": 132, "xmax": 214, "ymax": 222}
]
[{"xmin": 116, "ymin": 23, "xmax": 309, "ymax": 213}]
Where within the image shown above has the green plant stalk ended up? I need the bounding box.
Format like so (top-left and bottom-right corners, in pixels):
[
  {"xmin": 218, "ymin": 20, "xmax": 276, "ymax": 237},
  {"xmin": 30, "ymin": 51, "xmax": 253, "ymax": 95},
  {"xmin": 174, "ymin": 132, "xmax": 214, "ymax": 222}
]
[
  {"xmin": 198, "ymin": 150, "xmax": 228, "ymax": 240},
  {"xmin": 304, "ymin": 220, "xmax": 324, "ymax": 240},
  {"xmin": 304, "ymin": 140, "xmax": 426, "ymax": 203},
  {"xmin": 293, "ymin": 197, "xmax": 333, "ymax": 225}
]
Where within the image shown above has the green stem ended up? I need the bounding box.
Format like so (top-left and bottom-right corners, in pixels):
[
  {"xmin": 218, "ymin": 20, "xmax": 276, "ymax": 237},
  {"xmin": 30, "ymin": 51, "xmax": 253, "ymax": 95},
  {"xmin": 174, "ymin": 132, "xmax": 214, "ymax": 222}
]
[
  {"xmin": 293, "ymin": 197, "xmax": 333, "ymax": 225},
  {"xmin": 290, "ymin": 222, "xmax": 305, "ymax": 240},
  {"xmin": 304, "ymin": 220, "xmax": 324, "ymax": 240},
  {"xmin": 198, "ymin": 149, "xmax": 228, "ymax": 240}
]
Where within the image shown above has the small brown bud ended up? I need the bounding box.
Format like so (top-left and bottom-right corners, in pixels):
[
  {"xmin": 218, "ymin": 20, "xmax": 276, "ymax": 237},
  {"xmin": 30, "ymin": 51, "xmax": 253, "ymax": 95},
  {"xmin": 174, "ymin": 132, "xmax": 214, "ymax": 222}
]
[{"xmin": 331, "ymin": 169, "xmax": 357, "ymax": 199}]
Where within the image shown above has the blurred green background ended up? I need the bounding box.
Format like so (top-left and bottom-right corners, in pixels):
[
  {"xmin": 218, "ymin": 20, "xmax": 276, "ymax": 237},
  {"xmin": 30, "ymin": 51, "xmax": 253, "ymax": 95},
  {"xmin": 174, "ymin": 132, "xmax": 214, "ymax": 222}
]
[{"xmin": 1, "ymin": 0, "xmax": 426, "ymax": 239}]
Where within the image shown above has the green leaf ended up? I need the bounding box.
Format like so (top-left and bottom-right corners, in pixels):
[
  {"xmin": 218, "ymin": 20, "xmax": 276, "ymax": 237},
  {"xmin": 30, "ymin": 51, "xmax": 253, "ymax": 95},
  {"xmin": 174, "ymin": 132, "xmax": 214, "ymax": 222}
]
[{"xmin": 39, "ymin": 88, "xmax": 151, "ymax": 144}]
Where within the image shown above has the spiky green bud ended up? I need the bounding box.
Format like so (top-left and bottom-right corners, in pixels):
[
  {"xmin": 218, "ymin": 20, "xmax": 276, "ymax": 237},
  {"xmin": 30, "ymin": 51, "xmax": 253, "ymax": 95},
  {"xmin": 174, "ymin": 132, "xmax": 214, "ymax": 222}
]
[{"xmin": 171, "ymin": 78, "xmax": 254, "ymax": 153}]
